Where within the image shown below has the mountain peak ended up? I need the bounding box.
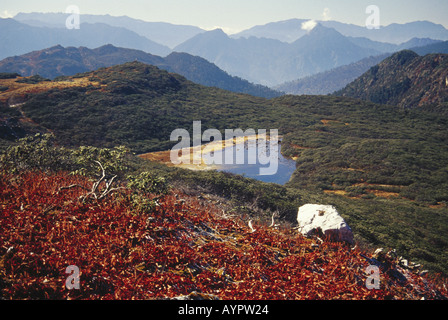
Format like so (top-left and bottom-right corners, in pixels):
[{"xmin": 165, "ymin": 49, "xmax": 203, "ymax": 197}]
[
  {"xmin": 388, "ymin": 49, "xmax": 419, "ymax": 65},
  {"xmin": 46, "ymin": 44, "xmax": 65, "ymax": 51},
  {"xmin": 292, "ymin": 23, "xmax": 359, "ymax": 49},
  {"xmin": 93, "ymin": 44, "xmax": 121, "ymax": 54},
  {"xmin": 203, "ymin": 28, "xmax": 229, "ymax": 39},
  {"xmin": 209, "ymin": 28, "xmax": 227, "ymax": 34},
  {"xmin": 306, "ymin": 23, "xmax": 343, "ymax": 37}
]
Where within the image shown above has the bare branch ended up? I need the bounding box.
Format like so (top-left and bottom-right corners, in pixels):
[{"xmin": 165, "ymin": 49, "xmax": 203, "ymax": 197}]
[
  {"xmin": 268, "ymin": 211, "xmax": 280, "ymax": 229},
  {"xmin": 87, "ymin": 160, "xmax": 107, "ymax": 198},
  {"xmin": 248, "ymin": 219, "xmax": 256, "ymax": 233},
  {"xmin": 98, "ymin": 186, "xmax": 125, "ymax": 200},
  {"xmin": 94, "ymin": 160, "xmax": 105, "ymax": 178},
  {"xmin": 58, "ymin": 184, "xmax": 89, "ymax": 192}
]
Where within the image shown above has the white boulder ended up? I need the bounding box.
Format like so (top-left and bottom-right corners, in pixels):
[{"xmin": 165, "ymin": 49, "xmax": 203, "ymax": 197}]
[{"xmin": 297, "ymin": 204, "xmax": 354, "ymax": 244}]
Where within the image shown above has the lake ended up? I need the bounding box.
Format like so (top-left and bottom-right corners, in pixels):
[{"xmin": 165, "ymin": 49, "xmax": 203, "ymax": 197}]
[{"xmin": 202, "ymin": 141, "xmax": 297, "ymax": 185}]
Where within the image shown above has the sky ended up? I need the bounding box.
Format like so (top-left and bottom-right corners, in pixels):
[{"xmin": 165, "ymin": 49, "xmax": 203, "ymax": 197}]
[{"xmin": 1, "ymin": 0, "xmax": 447, "ymax": 34}]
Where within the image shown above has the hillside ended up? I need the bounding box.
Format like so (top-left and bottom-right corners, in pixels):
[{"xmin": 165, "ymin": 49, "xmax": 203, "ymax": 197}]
[
  {"xmin": 0, "ymin": 45, "xmax": 280, "ymax": 99},
  {"xmin": 0, "ymin": 62, "xmax": 277, "ymax": 152},
  {"xmin": 1, "ymin": 62, "xmax": 448, "ymax": 277},
  {"xmin": 335, "ymin": 50, "xmax": 448, "ymax": 110},
  {"xmin": 347, "ymin": 37, "xmax": 442, "ymax": 54},
  {"xmin": 1, "ymin": 170, "xmax": 446, "ymax": 300}
]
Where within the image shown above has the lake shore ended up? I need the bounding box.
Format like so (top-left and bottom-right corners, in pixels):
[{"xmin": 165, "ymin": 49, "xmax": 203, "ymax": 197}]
[{"xmin": 138, "ymin": 134, "xmax": 270, "ymax": 171}]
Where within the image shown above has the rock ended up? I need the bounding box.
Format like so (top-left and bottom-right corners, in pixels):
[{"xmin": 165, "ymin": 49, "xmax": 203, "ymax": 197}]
[{"xmin": 296, "ymin": 204, "xmax": 354, "ymax": 244}]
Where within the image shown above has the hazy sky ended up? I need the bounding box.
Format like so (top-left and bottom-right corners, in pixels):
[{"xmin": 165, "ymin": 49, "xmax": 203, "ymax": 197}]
[{"xmin": 1, "ymin": 0, "xmax": 447, "ymax": 33}]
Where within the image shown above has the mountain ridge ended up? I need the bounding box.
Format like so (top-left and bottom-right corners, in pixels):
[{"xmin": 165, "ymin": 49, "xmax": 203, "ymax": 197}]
[
  {"xmin": 0, "ymin": 18, "xmax": 171, "ymax": 59},
  {"xmin": 14, "ymin": 12, "xmax": 205, "ymax": 49},
  {"xmin": 233, "ymin": 19, "xmax": 448, "ymax": 44},
  {"xmin": 275, "ymin": 54, "xmax": 390, "ymax": 95},
  {"xmin": 275, "ymin": 38, "xmax": 448, "ymax": 96},
  {"xmin": 0, "ymin": 44, "xmax": 281, "ymax": 98}
]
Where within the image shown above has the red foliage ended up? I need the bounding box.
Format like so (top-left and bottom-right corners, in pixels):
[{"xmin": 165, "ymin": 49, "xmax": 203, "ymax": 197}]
[{"xmin": 1, "ymin": 171, "xmax": 447, "ymax": 300}]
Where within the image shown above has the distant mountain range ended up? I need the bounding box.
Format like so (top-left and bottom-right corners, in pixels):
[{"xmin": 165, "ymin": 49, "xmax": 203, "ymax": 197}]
[
  {"xmin": 175, "ymin": 22, "xmax": 448, "ymax": 87},
  {"xmin": 275, "ymin": 39, "xmax": 448, "ymax": 95},
  {"xmin": 335, "ymin": 50, "xmax": 448, "ymax": 110},
  {"xmin": 13, "ymin": 12, "xmax": 205, "ymax": 49},
  {"xmin": 175, "ymin": 24, "xmax": 380, "ymax": 86},
  {"xmin": 411, "ymin": 41, "xmax": 448, "ymax": 55},
  {"xmin": 4, "ymin": 13, "xmax": 448, "ymax": 89},
  {"xmin": 15, "ymin": 12, "xmax": 448, "ymax": 48},
  {"xmin": 233, "ymin": 19, "xmax": 448, "ymax": 44},
  {"xmin": 0, "ymin": 18, "xmax": 171, "ymax": 59},
  {"xmin": 0, "ymin": 44, "xmax": 281, "ymax": 98},
  {"xmin": 348, "ymin": 37, "xmax": 442, "ymax": 54}
]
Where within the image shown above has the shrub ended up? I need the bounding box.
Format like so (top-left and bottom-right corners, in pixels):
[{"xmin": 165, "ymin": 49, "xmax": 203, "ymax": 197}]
[
  {"xmin": 127, "ymin": 171, "xmax": 171, "ymax": 213},
  {"xmin": 70, "ymin": 145, "xmax": 129, "ymax": 179},
  {"xmin": 0, "ymin": 72, "xmax": 20, "ymax": 79},
  {"xmin": 15, "ymin": 75, "xmax": 50, "ymax": 84},
  {"xmin": 0, "ymin": 133, "xmax": 72, "ymax": 173}
]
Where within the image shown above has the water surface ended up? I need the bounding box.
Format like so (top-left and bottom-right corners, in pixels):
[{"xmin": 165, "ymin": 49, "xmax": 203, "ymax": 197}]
[{"xmin": 203, "ymin": 142, "xmax": 296, "ymax": 185}]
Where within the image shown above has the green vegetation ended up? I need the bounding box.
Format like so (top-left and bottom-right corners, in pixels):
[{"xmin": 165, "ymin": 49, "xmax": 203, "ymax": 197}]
[
  {"xmin": 19, "ymin": 62, "xmax": 274, "ymax": 153},
  {"xmin": 126, "ymin": 171, "xmax": 171, "ymax": 213},
  {"xmin": 275, "ymin": 95, "xmax": 448, "ymax": 204},
  {"xmin": 129, "ymin": 158, "xmax": 448, "ymax": 276},
  {"xmin": 0, "ymin": 133, "xmax": 130, "ymax": 179},
  {"xmin": 0, "ymin": 72, "xmax": 20, "ymax": 79},
  {"xmin": 2, "ymin": 61, "xmax": 448, "ymax": 275},
  {"xmin": 15, "ymin": 75, "xmax": 50, "ymax": 84}
]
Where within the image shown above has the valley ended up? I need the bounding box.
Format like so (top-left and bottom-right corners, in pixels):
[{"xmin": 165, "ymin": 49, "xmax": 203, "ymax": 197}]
[{"xmin": 1, "ymin": 6, "xmax": 448, "ymax": 302}]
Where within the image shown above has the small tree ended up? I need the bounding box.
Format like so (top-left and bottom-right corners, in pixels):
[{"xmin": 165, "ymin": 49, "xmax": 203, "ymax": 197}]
[
  {"xmin": 70, "ymin": 145, "xmax": 129, "ymax": 178},
  {"xmin": 127, "ymin": 171, "xmax": 170, "ymax": 213}
]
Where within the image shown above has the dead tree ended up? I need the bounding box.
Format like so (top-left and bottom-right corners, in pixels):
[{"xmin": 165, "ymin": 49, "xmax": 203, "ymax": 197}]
[{"xmin": 58, "ymin": 160, "xmax": 124, "ymax": 203}]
